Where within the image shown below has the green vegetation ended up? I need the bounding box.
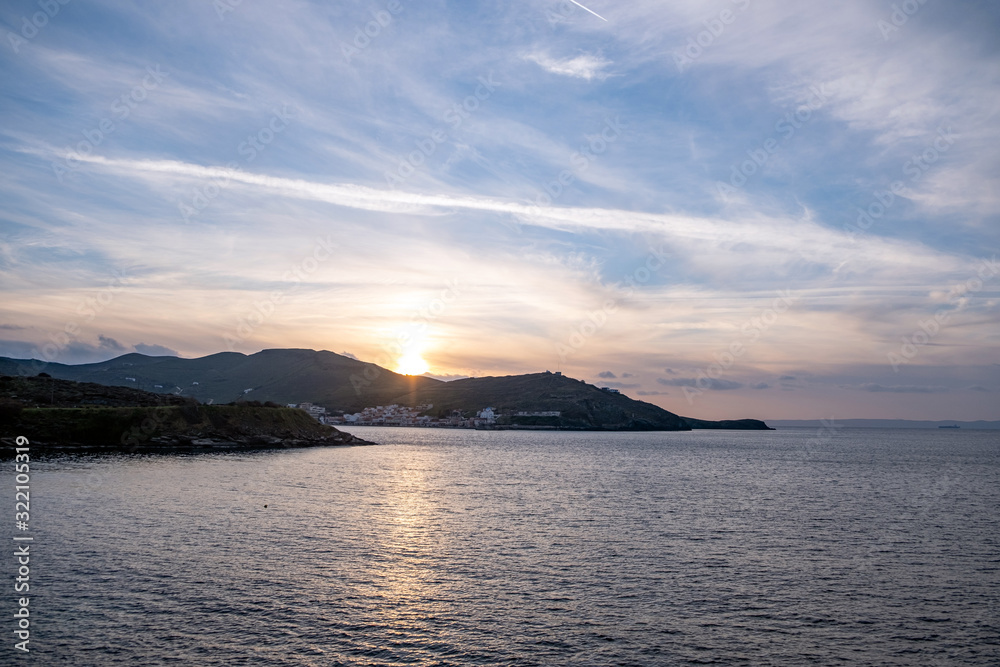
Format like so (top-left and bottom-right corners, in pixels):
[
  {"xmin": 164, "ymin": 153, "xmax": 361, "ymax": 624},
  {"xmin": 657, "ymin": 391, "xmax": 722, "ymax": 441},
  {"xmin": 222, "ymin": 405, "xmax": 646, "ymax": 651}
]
[
  {"xmin": 1, "ymin": 375, "xmax": 368, "ymax": 454},
  {"xmin": 0, "ymin": 349, "xmax": 438, "ymax": 411},
  {"xmin": 9, "ymin": 404, "xmax": 359, "ymax": 454},
  {"xmin": 393, "ymin": 372, "xmax": 690, "ymax": 430}
]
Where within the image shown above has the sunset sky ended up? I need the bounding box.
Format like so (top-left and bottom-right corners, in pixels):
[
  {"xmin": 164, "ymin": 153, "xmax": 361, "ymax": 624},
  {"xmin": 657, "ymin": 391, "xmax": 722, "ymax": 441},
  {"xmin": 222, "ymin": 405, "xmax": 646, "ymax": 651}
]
[{"xmin": 1, "ymin": 0, "xmax": 998, "ymax": 420}]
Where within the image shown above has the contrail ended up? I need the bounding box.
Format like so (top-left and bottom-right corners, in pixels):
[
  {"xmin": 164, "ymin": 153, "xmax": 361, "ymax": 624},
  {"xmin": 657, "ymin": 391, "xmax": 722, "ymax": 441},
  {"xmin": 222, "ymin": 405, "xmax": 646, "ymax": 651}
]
[
  {"xmin": 51, "ymin": 153, "xmax": 959, "ymax": 275},
  {"xmin": 568, "ymin": 0, "xmax": 607, "ymax": 21}
]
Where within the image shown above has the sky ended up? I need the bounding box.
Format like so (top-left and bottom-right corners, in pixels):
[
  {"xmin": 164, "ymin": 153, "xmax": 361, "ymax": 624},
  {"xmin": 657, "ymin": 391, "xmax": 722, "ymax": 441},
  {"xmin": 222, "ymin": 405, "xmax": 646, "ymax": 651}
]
[{"xmin": 1, "ymin": 0, "xmax": 998, "ymax": 421}]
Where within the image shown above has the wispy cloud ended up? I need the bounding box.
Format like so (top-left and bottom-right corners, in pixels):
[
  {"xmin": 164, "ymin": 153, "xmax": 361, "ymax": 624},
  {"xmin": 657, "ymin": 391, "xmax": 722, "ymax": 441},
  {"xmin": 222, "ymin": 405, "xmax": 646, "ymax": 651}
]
[
  {"xmin": 658, "ymin": 377, "xmax": 743, "ymax": 391},
  {"xmin": 524, "ymin": 52, "xmax": 611, "ymax": 81},
  {"xmin": 2, "ymin": 0, "xmax": 998, "ymax": 420},
  {"xmin": 43, "ymin": 152, "xmax": 968, "ymax": 284},
  {"xmin": 855, "ymin": 383, "xmax": 949, "ymax": 394}
]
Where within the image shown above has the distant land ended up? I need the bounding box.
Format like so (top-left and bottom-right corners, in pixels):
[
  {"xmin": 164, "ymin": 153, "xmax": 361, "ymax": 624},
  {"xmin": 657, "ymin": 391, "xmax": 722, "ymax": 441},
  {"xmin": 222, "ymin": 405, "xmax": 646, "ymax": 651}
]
[
  {"xmin": 0, "ymin": 349, "xmax": 771, "ymax": 431},
  {"xmin": 768, "ymin": 419, "xmax": 1000, "ymax": 429},
  {"xmin": 0, "ymin": 374, "xmax": 370, "ymax": 454}
]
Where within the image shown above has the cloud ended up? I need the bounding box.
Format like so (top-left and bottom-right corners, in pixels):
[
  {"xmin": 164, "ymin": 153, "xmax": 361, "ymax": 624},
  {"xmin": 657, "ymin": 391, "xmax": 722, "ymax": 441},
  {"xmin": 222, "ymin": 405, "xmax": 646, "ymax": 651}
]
[
  {"xmin": 751, "ymin": 382, "xmax": 770, "ymax": 389},
  {"xmin": 778, "ymin": 375, "xmax": 805, "ymax": 389},
  {"xmin": 0, "ymin": 324, "xmax": 25, "ymax": 330},
  {"xmin": 523, "ymin": 52, "xmax": 611, "ymax": 81},
  {"xmin": 2, "ymin": 0, "xmax": 998, "ymax": 422},
  {"xmin": 339, "ymin": 351, "xmax": 359, "ymax": 360},
  {"xmin": 965, "ymin": 385, "xmax": 991, "ymax": 392},
  {"xmin": 856, "ymin": 383, "xmax": 949, "ymax": 393},
  {"xmin": 421, "ymin": 372, "xmax": 468, "ymax": 382},
  {"xmin": 98, "ymin": 335, "xmax": 126, "ymax": 352},
  {"xmin": 637, "ymin": 390, "xmax": 668, "ymax": 396},
  {"xmin": 597, "ymin": 371, "xmax": 616, "ymax": 378},
  {"xmin": 599, "ymin": 381, "xmax": 640, "ymax": 388},
  {"xmin": 50, "ymin": 153, "xmax": 970, "ymax": 288},
  {"xmin": 133, "ymin": 343, "xmax": 179, "ymax": 357},
  {"xmin": 0, "ymin": 340, "xmax": 38, "ymax": 359},
  {"xmin": 657, "ymin": 377, "xmax": 743, "ymax": 390},
  {"xmin": 0, "ymin": 338, "xmax": 128, "ymax": 365},
  {"xmin": 621, "ymin": 372, "xmax": 634, "ymax": 378}
]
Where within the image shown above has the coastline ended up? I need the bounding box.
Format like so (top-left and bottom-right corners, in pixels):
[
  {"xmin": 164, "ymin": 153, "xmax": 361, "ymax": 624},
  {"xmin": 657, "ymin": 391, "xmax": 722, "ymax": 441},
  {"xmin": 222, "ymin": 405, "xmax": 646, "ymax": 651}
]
[{"xmin": 2, "ymin": 404, "xmax": 375, "ymax": 457}]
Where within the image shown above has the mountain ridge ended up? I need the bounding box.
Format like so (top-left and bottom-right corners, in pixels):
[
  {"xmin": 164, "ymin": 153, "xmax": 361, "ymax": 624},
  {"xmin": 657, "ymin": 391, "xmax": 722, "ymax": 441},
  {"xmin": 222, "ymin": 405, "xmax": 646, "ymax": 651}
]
[{"xmin": 0, "ymin": 350, "xmax": 771, "ymax": 431}]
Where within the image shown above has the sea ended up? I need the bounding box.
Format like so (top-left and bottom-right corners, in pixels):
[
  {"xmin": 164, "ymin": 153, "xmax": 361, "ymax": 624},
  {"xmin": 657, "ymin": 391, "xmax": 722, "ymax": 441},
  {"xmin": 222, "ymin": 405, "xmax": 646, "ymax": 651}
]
[{"xmin": 7, "ymin": 427, "xmax": 999, "ymax": 665}]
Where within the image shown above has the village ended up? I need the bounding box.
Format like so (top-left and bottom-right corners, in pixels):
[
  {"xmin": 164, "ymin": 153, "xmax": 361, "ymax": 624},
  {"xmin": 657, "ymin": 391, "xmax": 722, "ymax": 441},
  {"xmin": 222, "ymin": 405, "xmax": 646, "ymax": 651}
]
[{"xmin": 286, "ymin": 402, "xmax": 564, "ymax": 429}]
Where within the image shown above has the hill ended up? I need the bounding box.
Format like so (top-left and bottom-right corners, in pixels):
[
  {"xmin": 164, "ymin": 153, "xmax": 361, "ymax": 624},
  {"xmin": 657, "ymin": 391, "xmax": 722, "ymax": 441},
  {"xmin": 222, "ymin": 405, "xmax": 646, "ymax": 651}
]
[
  {"xmin": 0, "ymin": 350, "xmax": 771, "ymax": 431},
  {"xmin": 0, "ymin": 373, "xmax": 194, "ymax": 408},
  {"xmin": 390, "ymin": 371, "xmax": 691, "ymax": 430},
  {"xmin": 0, "ymin": 375, "xmax": 370, "ymax": 454},
  {"xmin": 0, "ymin": 349, "xmax": 440, "ymax": 411}
]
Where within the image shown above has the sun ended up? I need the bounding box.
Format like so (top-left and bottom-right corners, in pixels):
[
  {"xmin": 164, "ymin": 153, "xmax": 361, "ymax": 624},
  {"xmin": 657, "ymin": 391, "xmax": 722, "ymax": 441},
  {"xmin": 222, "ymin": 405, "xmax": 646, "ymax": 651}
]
[{"xmin": 395, "ymin": 351, "xmax": 429, "ymax": 376}]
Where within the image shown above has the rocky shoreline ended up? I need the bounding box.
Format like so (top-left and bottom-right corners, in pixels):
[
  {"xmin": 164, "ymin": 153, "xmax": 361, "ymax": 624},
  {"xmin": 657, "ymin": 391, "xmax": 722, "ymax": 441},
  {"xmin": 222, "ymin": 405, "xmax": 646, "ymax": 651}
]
[{"xmin": 1, "ymin": 429, "xmax": 371, "ymax": 457}]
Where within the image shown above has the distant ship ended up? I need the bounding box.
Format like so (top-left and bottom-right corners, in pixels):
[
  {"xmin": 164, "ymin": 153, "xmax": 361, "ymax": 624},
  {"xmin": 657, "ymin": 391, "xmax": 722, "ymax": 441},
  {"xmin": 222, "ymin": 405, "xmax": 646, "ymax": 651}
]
[{"xmin": 938, "ymin": 424, "xmax": 960, "ymax": 429}]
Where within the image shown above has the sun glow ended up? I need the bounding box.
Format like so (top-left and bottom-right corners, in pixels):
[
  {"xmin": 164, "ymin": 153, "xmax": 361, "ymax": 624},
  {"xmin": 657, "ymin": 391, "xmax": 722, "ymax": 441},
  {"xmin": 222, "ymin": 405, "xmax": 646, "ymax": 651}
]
[{"xmin": 395, "ymin": 351, "xmax": 429, "ymax": 376}]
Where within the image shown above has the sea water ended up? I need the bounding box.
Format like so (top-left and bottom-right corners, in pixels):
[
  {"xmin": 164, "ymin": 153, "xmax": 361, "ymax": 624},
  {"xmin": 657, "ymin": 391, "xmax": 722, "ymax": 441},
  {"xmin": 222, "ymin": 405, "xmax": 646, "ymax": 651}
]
[{"xmin": 9, "ymin": 427, "xmax": 1000, "ymax": 665}]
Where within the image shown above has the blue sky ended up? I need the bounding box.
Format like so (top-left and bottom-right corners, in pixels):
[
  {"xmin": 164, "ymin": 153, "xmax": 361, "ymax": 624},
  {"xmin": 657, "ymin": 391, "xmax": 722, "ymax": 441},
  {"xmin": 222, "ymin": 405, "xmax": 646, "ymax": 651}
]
[{"xmin": 1, "ymin": 0, "xmax": 998, "ymax": 420}]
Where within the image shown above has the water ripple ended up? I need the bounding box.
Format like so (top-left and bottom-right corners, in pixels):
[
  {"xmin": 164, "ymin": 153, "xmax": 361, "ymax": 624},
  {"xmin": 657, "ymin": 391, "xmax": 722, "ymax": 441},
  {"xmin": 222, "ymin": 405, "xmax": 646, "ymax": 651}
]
[{"xmin": 11, "ymin": 428, "xmax": 1000, "ymax": 665}]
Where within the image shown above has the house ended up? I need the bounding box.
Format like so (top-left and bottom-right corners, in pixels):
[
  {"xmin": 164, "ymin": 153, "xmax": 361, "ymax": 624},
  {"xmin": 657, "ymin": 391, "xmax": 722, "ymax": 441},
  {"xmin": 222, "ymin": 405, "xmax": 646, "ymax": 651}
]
[{"xmin": 297, "ymin": 402, "xmax": 328, "ymax": 422}]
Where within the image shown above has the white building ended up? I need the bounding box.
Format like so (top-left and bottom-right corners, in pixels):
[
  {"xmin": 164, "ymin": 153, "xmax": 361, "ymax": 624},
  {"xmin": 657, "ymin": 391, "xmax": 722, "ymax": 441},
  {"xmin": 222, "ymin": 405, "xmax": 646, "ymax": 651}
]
[{"xmin": 296, "ymin": 402, "xmax": 329, "ymax": 422}]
